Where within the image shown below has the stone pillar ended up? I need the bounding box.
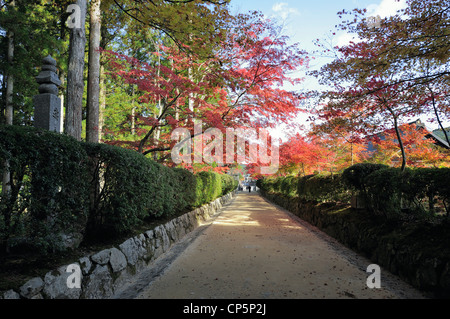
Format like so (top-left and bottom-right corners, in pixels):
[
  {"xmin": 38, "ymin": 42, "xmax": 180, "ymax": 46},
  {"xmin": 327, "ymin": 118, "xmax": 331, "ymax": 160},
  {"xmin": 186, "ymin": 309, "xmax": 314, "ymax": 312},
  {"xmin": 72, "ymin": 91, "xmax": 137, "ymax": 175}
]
[{"xmin": 34, "ymin": 55, "xmax": 62, "ymax": 132}]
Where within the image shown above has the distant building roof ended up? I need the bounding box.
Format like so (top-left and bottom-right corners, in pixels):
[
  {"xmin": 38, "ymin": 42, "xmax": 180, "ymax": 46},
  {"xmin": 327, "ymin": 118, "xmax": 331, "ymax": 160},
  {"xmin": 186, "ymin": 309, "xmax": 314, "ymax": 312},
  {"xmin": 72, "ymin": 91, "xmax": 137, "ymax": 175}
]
[
  {"xmin": 364, "ymin": 119, "xmax": 450, "ymax": 152},
  {"xmin": 411, "ymin": 119, "xmax": 450, "ymax": 149}
]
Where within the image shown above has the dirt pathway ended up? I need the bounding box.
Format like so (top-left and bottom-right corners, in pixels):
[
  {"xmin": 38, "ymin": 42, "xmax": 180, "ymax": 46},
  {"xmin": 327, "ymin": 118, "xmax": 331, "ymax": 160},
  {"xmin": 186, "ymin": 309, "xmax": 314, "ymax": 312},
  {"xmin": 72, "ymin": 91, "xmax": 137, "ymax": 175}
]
[{"xmin": 115, "ymin": 192, "xmax": 427, "ymax": 299}]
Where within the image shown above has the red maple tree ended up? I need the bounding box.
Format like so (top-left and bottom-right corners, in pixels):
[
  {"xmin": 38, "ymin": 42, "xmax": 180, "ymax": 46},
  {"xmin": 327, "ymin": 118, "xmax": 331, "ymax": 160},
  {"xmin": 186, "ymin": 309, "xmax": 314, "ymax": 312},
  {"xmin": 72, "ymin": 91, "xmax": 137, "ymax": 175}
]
[{"xmin": 102, "ymin": 10, "xmax": 308, "ymax": 171}]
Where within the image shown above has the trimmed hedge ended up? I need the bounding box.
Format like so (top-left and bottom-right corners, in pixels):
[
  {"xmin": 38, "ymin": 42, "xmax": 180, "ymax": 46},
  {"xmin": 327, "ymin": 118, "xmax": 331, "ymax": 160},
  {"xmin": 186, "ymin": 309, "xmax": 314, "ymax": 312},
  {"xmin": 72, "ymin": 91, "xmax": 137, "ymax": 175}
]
[
  {"xmin": 341, "ymin": 163, "xmax": 450, "ymax": 218},
  {"xmin": 194, "ymin": 171, "xmax": 238, "ymax": 207},
  {"xmin": 0, "ymin": 126, "xmax": 89, "ymax": 253},
  {"xmin": 0, "ymin": 125, "xmax": 237, "ymax": 253},
  {"xmin": 297, "ymin": 173, "xmax": 350, "ymax": 203},
  {"xmin": 259, "ymin": 163, "xmax": 450, "ymax": 220},
  {"xmin": 221, "ymin": 173, "xmax": 238, "ymax": 196},
  {"xmin": 342, "ymin": 163, "xmax": 388, "ymax": 198},
  {"xmin": 364, "ymin": 167, "xmax": 450, "ymax": 218},
  {"xmin": 84, "ymin": 142, "xmax": 167, "ymax": 237},
  {"xmin": 257, "ymin": 173, "xmax": 350, "ymax": 204}
]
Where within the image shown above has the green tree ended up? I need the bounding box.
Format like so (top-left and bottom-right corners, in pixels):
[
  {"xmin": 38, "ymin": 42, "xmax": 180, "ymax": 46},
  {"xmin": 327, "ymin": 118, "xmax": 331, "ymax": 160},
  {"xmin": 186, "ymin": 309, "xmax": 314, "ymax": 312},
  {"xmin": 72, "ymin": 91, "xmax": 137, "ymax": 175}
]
[
  {"xmin": 1, "ymin": 0, "xmax": 70, "ymax": 196},
  {"xmin": 0, "ymin": 0, "xmax": 67, "ymax": 126}
]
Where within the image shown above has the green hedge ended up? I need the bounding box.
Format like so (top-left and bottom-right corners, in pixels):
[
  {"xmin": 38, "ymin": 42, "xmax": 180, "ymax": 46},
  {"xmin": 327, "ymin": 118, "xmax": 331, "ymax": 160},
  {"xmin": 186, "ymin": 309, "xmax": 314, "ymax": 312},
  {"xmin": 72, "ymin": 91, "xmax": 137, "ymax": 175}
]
[
  {"xmin": 194, "ymin": 171, "xmax": 238, "ymax": 207},
  {"xmin": 258, "ymin": 173, "xmax": 350, "ymax": 203},
  {"xmin": 256, "ymin": 176, "xmax": 284, "ymax": 195},
  {"xmin": 83, "ymin": 143, "xmax": 206, "ymax": 237},
  {"xmin": 0, "ymin": 126, "xmax": 89, "ymax": 252},
  {"xmin": 172, "ymin": 167, "xmax": 197, "ymax": 214},
  {"xmin": 258, "ymin": 163, "xmax": 450, "ymax": 220},
  {"xmin": 297, "ymin": 174, "xmax": 350, "ymax": 203},
  {"xmin": 256, "ymin": 176, "xmax": 298, "ymax": 196},
  {"xmin": 0, "ymin": 125, "xmax": 237, "ymax": 253},
  {"xmin": 84, "ymin": 143, "xmax": 161, "ymax": 237},
  {"xmin": 341, "ymin": 164, "xmax": 450, "ymax": 218},
  {"xmin": 342, "ymin": 163, "xmax": 388, "ymax": 197},
  {"xmin": 363, "ymin": 167, "xmax": 450, "ymax": 218},
  {"xmin": 221, "ymin": 173, "xmax": 238, "ymax": 196}
]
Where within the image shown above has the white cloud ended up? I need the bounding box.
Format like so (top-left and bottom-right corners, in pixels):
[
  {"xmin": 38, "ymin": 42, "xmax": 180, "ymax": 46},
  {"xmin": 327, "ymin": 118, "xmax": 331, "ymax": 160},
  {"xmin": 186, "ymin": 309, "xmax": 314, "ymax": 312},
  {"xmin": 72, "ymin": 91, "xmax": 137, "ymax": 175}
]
[
  {"xmin": 366, "ymin": 0, "xmax": 407, "ymax": 19},
  {"xmin": 336, "ymin": 32, "xmax": 362, "ymax": 47},
  {"xmin": 272, "ymin": 2, "xmax": 300, "ymax": 20},
  {"xmin": 335, "ymin": 0, "xmax": 407, "ymax": 47}
]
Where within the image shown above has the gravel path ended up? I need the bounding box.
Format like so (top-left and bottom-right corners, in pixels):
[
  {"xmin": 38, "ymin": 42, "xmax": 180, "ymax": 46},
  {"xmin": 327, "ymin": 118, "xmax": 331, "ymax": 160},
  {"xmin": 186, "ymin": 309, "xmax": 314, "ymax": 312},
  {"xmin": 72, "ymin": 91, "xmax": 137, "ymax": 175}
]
[{"xmin": 114, "ymin": 192, "xmax": 427, "ymax": 299}]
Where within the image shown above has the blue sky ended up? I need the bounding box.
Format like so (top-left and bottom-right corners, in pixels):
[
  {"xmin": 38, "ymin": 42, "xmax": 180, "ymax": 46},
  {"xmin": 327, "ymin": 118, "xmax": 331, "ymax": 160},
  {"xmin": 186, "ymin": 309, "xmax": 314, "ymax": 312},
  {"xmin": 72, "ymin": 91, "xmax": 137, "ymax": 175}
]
[
  {"xmin": 229, "ymin": 0, "xmax": 407, "ymax": 54},
  {"xmin": 227, "ymin": 1, "xmax": 449, "ymax": 133},
  {"xmin": 229, "ymin": 0, "xmax": 407, "ymax": 92}
]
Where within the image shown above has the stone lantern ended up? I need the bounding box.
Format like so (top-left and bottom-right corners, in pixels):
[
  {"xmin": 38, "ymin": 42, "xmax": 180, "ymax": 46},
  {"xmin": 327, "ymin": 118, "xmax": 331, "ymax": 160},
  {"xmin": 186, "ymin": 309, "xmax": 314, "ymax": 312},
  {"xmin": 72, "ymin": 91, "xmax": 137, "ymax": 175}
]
[{"xmin": 33, "ymin": 55, "xmax": 62, "ymax": 132}]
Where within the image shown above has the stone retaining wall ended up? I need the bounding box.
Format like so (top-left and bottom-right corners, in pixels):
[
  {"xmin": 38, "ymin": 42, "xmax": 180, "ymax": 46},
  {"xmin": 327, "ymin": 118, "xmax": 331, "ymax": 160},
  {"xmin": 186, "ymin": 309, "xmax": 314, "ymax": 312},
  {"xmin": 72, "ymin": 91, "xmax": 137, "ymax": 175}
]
[{"xmin": 1, "ymin": 191, "xmax": 236, "ymax": 299}]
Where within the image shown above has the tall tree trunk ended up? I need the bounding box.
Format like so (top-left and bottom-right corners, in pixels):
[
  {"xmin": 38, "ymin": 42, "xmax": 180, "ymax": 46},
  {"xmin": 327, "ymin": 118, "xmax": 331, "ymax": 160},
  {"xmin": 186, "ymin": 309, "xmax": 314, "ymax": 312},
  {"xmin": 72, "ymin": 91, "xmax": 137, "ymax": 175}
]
[
  {"xmin": 86, "ymin": 0, "xmax": 101, "ymax": 143},
  {"xmin": 153, "ymin": 52, "xmax": 166, "ymax": 161},
  {"xmin": 383, "ymin": 100, "xmax": 407, "ymax": 171},
  {"xmin": 0, "ymin": 73, "xmax": 5, "ymax": 124},
  {"xmin": 131, "ymin": 84, "xmax": 136, "ymax": 135},
  {"xmin": 65, "ymin": 0, "xmax": 87, "ymax": 141},
  {"xmin": 58, "ymin": 69, "xmax": 65, "ymax": 133},
  {"xmin": 393, "ymin": 115, "xmax": 407, "ymax": 172},
  {"xmin": 2, "ymin": 0, "xmax": 15, "ymax": 198},
  {"xmin": 149, "ymin": 36, "xmax": 162, "ymax": 160},
  {"xmin": 175, "ymin": 88, "xmax": 180, "ymax": 122},
  {"xmin": 152, "ymin": 96, "xmax": 162, "ymax": 161},
  {"xmin": 428, "ymin": 85, "xmax": 450, "ymax": 147},
  {"xmin": 188, "ymin": 67, "xmax": 195, "ymax": 114},
  {"xmin": 5, "ymin": 2, "xmax": 14, "ymax": 126},
  {"xmin": 98, "ymin": 20, "xmax": 109, "ymax": 142},
  {"xmin": 350, "ymin": 140, "xmax": 354, "ymax": 166},
  {"xmin": 187, "ymin": 14, "xmax": 195, "ymax": 115},
  {"xmin": 99, "ymin": 64, "xmax": 105, "ymax": 141}
]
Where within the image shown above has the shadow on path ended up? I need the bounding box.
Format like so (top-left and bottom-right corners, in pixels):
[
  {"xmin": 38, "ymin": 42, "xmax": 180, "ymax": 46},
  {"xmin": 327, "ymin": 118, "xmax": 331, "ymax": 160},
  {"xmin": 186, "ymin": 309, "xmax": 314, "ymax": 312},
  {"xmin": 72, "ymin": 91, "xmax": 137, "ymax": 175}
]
[{"xmin": 114, "ymin": 192, "xmax": 427, "ymax": 299}]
